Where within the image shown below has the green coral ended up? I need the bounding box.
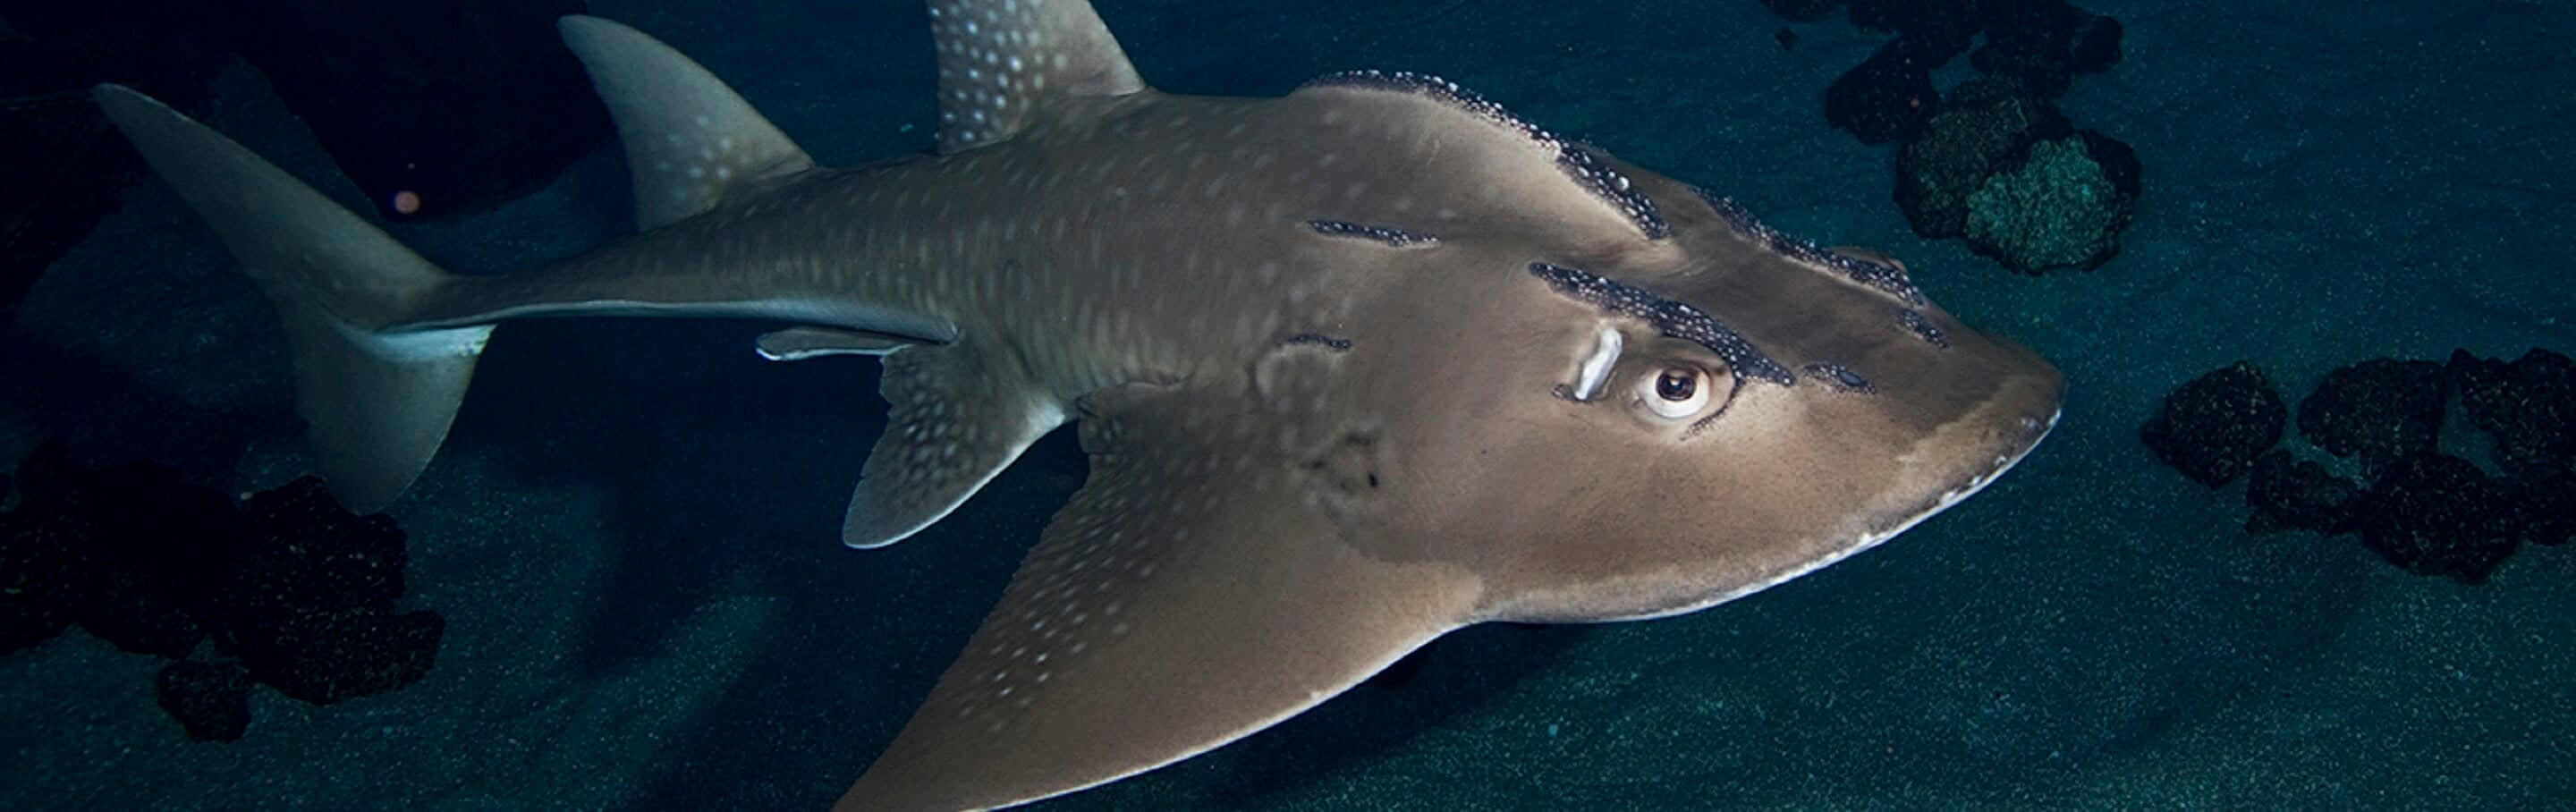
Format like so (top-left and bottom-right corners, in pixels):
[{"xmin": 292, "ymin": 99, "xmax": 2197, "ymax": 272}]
[{"xmin": 1964, "ymin": 136, "xmax": 2131, "ymax": 273}]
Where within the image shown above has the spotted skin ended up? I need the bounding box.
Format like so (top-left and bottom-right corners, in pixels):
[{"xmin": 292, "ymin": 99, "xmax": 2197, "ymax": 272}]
[{"xmin": 90, "ymin": 2, "xmax": 2066, "ymax": 809}]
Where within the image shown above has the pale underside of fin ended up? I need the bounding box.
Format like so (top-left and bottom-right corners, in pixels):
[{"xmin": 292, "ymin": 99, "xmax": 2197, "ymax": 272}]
[
  {"xmin": 558, "ymin": 15, "xmax": 816, "ymax": 231},
  {"xmin": 755, "ymin": 326, "xmax": 921, "ymax": 361},
  {"xmin": 836, "ymin": 382, "xmax": 1480, "ymax": 811},
  {"xmin": 843, "ymin": 343, "xmax": 1067, "ymax": 549},
  {"xmin": 91, "ymin": 85, "xmax": 488, "ymax": 514},
  {"xmin": 928, "ymin": 0, "xmax": 1146, "ymax": 153}
]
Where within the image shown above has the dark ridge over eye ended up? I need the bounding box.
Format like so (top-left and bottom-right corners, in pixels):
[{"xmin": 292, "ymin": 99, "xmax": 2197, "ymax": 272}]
[
  {"xmin": 1656, "ymin": 368, "xmax": 1699, "ymax": 401},
  {"xmin": 1527, "ymin": 261, "xmax": 1798, "ymax": 387}
]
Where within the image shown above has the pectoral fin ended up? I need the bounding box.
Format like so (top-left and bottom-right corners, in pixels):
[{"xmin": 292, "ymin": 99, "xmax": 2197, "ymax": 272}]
[
  {"xmin": 835, "ymin": 382, "xmax": 1481, "ymax": 810},
  {"xmin": 843, "ymin": 343, "xmax": 1065, "ymax": 548}
]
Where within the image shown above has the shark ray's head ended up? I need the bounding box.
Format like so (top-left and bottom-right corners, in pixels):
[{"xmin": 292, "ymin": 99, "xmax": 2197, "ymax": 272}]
[{"xmin": 1295, "ymin": 164, "xmax": 2065, "ymax": 624}]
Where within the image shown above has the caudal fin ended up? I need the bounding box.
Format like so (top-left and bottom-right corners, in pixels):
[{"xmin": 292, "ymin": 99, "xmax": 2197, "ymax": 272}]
[{"xmin": 93, "ymin": 84, "xmax": 491, "ymax": 512}]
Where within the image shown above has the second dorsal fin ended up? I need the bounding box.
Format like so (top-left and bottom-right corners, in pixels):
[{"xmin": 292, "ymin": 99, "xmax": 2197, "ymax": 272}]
[{"xmin": 929, "ymin": 0, "xmax": 1147, "ymax": 153}]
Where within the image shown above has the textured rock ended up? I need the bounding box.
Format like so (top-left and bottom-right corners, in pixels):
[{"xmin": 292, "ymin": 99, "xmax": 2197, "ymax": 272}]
[
  {"xmin": 1758, "ymin": 0, "xmax": 1845, "ymax": 23},
  {"xmin": 2142, "ymin": 361, "xmax": 2288, "ymax": 487},
  {"xmin": 1970, "ymin": 0, "xmax": 2124, "ymax": 98},
  {"xmin": 2298, "ymin": 359, "xmax": 2448, "ymax": 475},
  {"xmin": 2244, "ymin": 450, "xmax": 2363, "ymax": 535},
  {"xmin": 156, "ymin": 660, "xmax": 253, "ymax": 742},
  {"xmin": 0, "ymin": 446, "xmax": 442, "ymax": 733},
  {"xmin": 210, "ymin": 478, "xmax": 441, "ymax": 706},
  {"xmin": 1826, "ymin": 36, "xmax": 1945, "ymax": 145},
  {"xmin": 2355, "ymin": 453, "xmax": 2521, "ymax": 585},
  {"xmin": 2448, "ymin": 348, "xmax": 2574, "ymax": 478}
]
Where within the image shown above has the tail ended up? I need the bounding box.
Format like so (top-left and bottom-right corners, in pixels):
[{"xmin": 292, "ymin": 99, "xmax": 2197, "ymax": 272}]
[{"xmin": 92, "ymin": 85, "xmax": 490, "ymax": 513}]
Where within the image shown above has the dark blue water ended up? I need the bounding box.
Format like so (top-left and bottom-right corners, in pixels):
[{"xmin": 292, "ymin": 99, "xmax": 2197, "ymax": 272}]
[{"xmin": 3, "ymin": 0, "xmax": 2570, "ymax": 808}]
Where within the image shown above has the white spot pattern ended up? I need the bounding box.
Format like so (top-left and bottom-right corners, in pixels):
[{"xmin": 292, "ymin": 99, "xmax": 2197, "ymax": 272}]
[{"xmin": 930, "ymin": 0, "xmax": 1143, "ymax": 153}]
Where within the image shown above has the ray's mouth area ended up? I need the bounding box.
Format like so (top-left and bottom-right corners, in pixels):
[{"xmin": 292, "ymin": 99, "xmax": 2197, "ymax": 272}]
[{"xmin": 1953, "ymin": 405, "xmax": 2063, "ymax": 505}]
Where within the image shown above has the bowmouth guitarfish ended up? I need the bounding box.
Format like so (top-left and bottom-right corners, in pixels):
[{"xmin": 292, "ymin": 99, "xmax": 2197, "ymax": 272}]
[{"xmin": 91, "ymin": 2, "xmax": 2063, "ymax": 808}]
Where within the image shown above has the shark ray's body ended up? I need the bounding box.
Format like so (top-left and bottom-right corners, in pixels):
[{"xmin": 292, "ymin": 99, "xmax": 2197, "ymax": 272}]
[{"xmin": 91, "ymin": 2, "xmax": 2065, "ymax": 809}]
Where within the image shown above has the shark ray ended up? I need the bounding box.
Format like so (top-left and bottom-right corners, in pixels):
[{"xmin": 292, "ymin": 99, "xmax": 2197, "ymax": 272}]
[{"xmin": 89, "ymin": 1, "xmax": 2066, "ymax": 808}]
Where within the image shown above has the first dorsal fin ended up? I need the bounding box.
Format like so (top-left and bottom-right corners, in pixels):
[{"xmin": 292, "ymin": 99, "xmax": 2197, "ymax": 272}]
[
  {"xmin": 558, "ymin": 15, "xmax": 815, "ymax": 231},
  {"xmin": 929, "ymin": 0, "xmax": 1147, "ymax": 153}
]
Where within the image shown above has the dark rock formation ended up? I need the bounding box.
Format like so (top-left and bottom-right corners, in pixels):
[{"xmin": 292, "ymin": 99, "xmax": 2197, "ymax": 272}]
[
  {"xmin": 1826, "ymin": 35, "xmax": 1945, "ymax": 145},
  {"xmin": 156, "ymin": 659, "xmax": 253, "ymax": 742},
  {"xmin": 1962, "ymin": 130, "xmax": 2140, "ymax": 273},
  {"xmin": 0, "ymin": 444, "xmax": 87, "ymax": 654},
  {"xmin": 1758, "ymin": 0, "xmax": 1845, "ymax": 23},
  {"xmin": 1970, "ymin": 0, "xmax": 2124, "ymax": 98},
  {"xmin": 1847, "ymin": 0, "xmax": 1982, "ymax": 58},
  {"xmin": 2355, "ymin": 453, "xmax": 2521, "ymax": 585},
  {"xmin": 1896, "ymin": 78, "xmax": 2072, "ymax": 239},
  {"xmin": 211, "ymin": 478, "xmax": 441, "ymax": 705},
  {"xmin": 2448, "ymin": 348, "xmax": 2575, "ymax": 546},
  {"xmin": 2141, "ymin": 361, "xmax": 2287, "ymax": 487},
  {"xmin": 2244, "ymin": 450, "xmax": 2362, "ymax": 535},
  {"xmin": 2298, "ymin": 359, "xmax": 2448, "ymax": 475},
  {"xmin": 2514, "ymin": 467, "xmax": 2574, "ymax": 546},
  {"xmin": 2448, "ymin": 348, "xmax": 2575, "ymax": 477},
  {"xmin": 64, "ymin": 460, "xmax": 242, "ymax": 659},
  {"xmin": 0, "ymin": 444, "xmax": 441, "ymax": 736}
]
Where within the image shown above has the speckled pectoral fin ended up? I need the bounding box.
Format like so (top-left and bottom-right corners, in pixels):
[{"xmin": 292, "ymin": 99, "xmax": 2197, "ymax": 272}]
[
  {"xmin": 844, "ymin": 344, "xmax": 1068, "ymax": 549},
  {"xmin": 836, "ymin": 383, "xmax": 1480, "ymax": 811}
]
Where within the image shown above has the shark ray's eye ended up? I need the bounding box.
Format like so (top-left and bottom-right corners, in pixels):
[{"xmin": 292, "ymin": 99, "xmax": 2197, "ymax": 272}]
[{"xmin": 1640, "ymin": 367, "xmax": 1711, "ymax": 419}]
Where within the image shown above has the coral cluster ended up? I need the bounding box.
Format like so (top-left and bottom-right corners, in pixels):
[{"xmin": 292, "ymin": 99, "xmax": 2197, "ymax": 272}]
[{"xmin": 1763, "ymin": 0, "xmax": 2139, "ymax": 273}]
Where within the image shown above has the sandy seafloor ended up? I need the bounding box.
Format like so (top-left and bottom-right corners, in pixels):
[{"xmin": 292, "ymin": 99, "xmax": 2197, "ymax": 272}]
[{"xmin": 4, "ymin": 0, "xmax": 2572, "ymax": 808}]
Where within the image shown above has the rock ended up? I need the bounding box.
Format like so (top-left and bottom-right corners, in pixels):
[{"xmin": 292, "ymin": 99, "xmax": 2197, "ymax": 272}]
[
  {"xmin": 2512, "ymin": 466, "xmax": 2573, "ymax": 546},
  {"xmin": 0, "ymin": 445, "xmax": 443, "ymax": 732},
  {"xmin": 2355, "ymin": 453, "xmax": 2521, "ymax": 585},
  {"xmin": 2142, "ymin": 361, "xmax": 2288, "ymax": 487},
  {"xmin": 0, "ymin": 472, "xmax": 88, "ymax": 654},
  {"xmin": 155, "ymin": 660, "xmax": 253, "ymax": 742},
  {"xmin": 208, "ymin": 478, "xmax": 441, "ymax": 705},
  {"xmin": 2297, "ymin": 359, "xmax": 2447, "ymax": 475},
  {"xmin": 1846, "ymin": 0, "xmax": 1982, "ymax": 58},
  {"xmin": 1895, "ymin": 78, "xmax": 2072, "ymax": 239},
  {"xmin": 1826, "ymin": 35, "xmax": 1945, "ymax": 145},
  {"xmin": 1970, "ymin": 0, "xmax": 2124, "ymax": 98},
  {"xmin": 2445, "ymin": 348, "xmax": 2574, "ymax": 546},
  {"xmin": 1758, "ymin": 0, "xmax": 1844, "ymax": 23},
  {"xmin": 2447, "ymin": 348, "xmax": 2575, "ymax": 478},
  {"xmin": 1962, "ymin": 131, "xmax": 2140, "ymax": 273},
  {"xmin": 2244, "ymin": 450, "xmax": 2363, "ymax": 535},
  {"xmin": 64, "ymin": 461, "xmax": 241, "ymax": 658},
  {"xmin": 2068, "ymin": 13, "xmax": 2125, "ymax": 72}
]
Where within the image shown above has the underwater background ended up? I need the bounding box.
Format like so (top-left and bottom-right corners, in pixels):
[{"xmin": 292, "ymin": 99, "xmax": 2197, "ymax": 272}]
[{"xmin": 3, "ymin": 0, "xmax": 2571, "ymax": 808}]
